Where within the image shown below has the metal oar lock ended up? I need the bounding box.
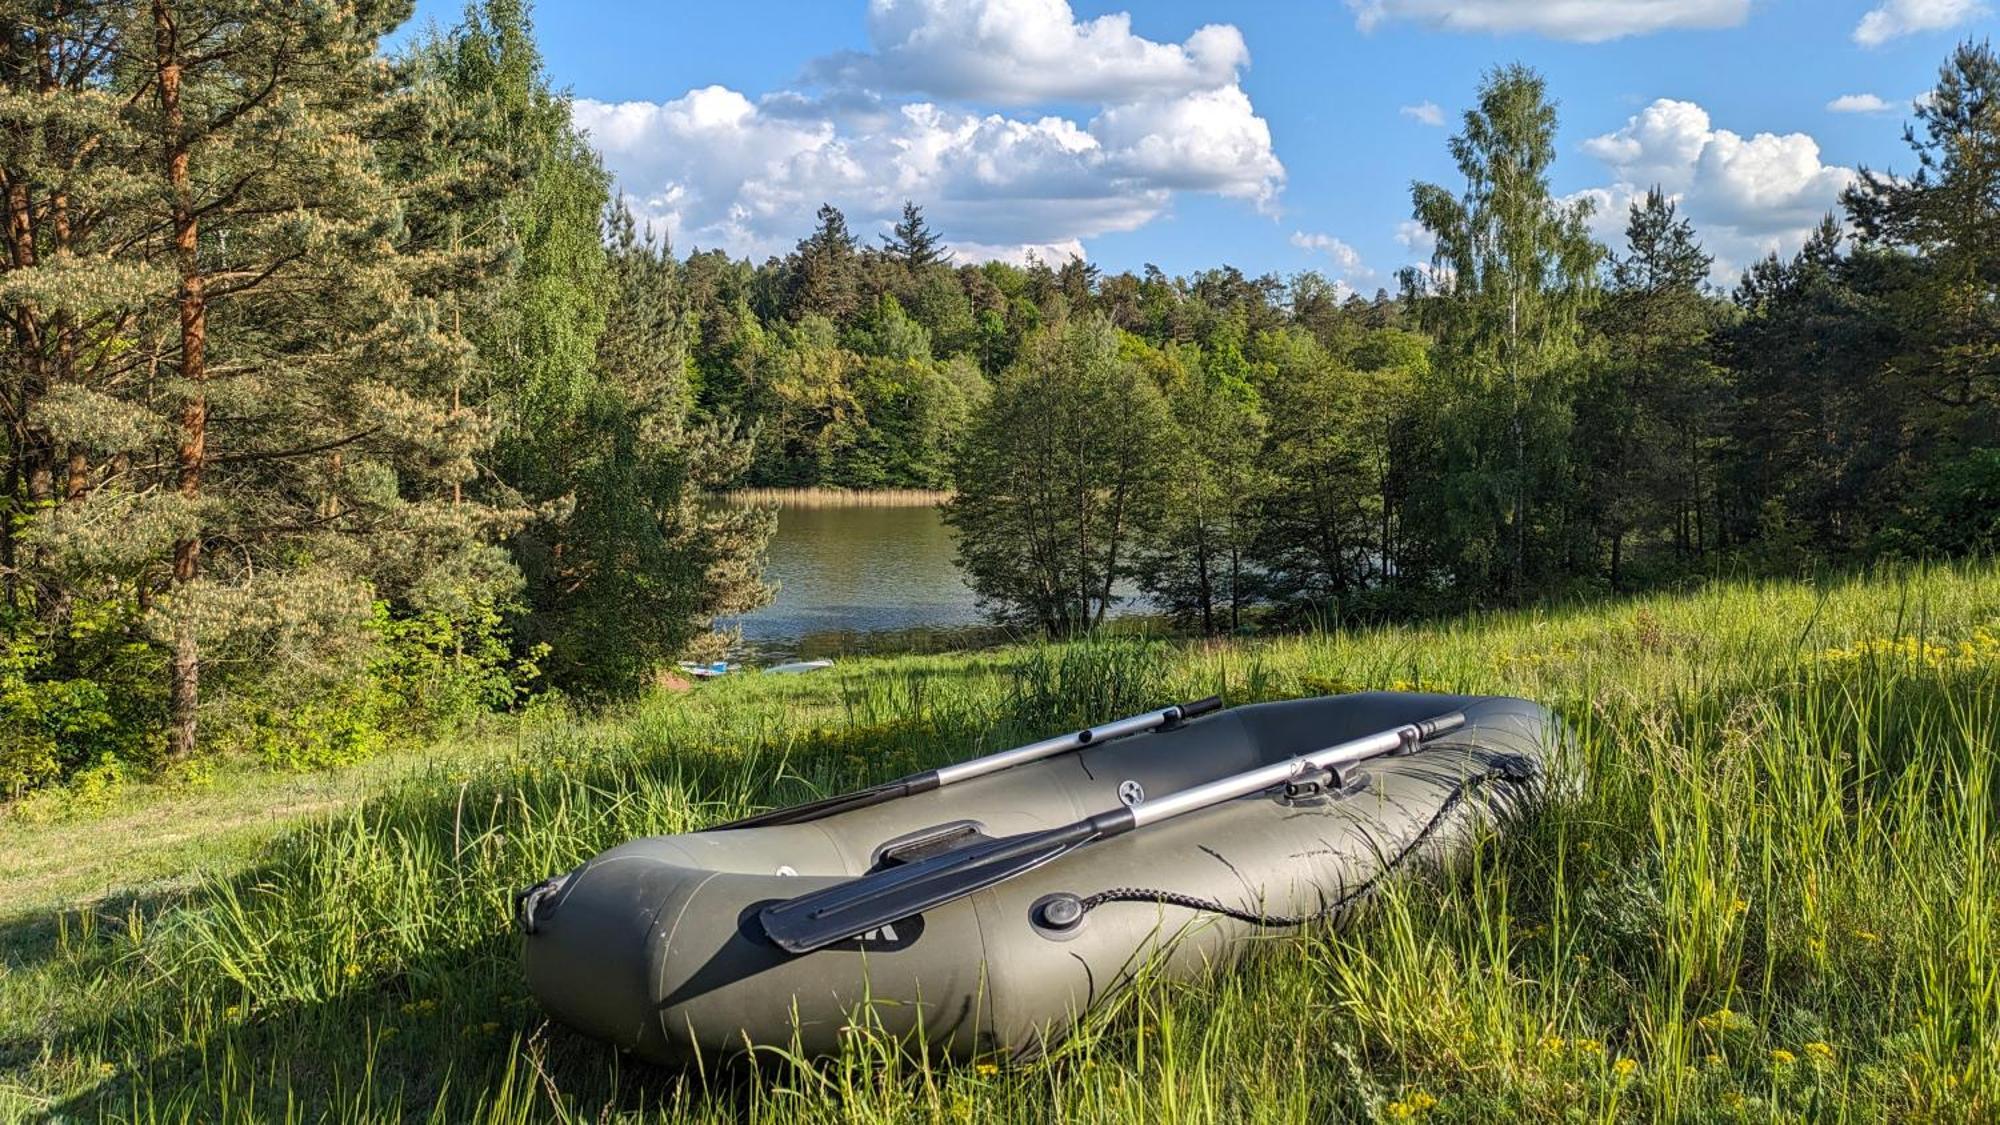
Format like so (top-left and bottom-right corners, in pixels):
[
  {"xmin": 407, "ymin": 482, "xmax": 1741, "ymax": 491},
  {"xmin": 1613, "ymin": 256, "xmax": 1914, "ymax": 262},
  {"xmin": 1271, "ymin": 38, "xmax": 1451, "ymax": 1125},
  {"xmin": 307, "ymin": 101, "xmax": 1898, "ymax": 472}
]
[{"xmin": 758, "ymin": 710, "xmax": 1468, "ymax": 954}]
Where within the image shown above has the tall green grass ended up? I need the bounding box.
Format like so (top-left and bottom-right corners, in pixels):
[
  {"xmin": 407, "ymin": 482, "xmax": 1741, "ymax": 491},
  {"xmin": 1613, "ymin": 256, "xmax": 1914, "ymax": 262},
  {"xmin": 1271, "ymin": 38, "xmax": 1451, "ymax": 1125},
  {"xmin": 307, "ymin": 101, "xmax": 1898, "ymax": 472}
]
[{"xmin": 2, "ymin": 564, "xmax": 1995, "ymax": 1121}]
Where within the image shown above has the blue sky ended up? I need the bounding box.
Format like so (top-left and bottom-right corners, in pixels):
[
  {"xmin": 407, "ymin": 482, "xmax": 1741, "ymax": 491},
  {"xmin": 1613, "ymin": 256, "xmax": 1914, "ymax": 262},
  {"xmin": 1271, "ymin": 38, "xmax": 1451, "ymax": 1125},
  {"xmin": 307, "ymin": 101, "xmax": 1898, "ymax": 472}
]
[{"xmin": 395, "ymin": 0, "xmax": 1993, "ymax": 286}]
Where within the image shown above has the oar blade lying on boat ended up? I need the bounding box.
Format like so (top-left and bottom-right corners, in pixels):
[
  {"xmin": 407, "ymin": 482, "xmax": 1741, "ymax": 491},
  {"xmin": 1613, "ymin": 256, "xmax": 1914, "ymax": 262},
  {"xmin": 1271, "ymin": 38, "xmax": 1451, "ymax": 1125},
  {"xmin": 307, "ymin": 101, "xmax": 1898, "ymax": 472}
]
[{"xmin": 759, "ymin": 811, "xmax": 1133, "ymax": 954}]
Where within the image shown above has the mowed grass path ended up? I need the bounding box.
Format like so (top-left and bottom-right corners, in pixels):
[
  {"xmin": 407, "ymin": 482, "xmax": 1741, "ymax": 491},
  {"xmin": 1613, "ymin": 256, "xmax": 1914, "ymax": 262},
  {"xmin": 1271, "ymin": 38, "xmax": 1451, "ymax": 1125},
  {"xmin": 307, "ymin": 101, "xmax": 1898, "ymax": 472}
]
[{"xmin": 2, "ymin": 564, "xmax": 1996, "ymax": 1122}]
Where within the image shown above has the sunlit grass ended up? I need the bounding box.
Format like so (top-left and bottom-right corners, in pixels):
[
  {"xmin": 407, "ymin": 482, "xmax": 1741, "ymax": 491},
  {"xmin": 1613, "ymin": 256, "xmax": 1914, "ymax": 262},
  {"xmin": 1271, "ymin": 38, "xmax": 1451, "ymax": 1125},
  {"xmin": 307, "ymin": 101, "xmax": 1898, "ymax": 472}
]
[{"xmin": 2, "ymin": 562, "xmax": 1996, "ymax": 1121}]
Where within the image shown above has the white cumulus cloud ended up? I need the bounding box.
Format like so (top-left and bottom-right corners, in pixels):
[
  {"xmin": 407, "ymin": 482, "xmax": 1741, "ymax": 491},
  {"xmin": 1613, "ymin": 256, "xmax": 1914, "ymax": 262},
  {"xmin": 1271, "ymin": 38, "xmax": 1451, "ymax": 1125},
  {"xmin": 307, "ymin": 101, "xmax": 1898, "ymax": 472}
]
[
  {"xmin": 1093, "ymin": 84, "xmax": 1283, "ymax": 204},
  {"xmin": 1393, "ymin": 218, "xmax": 1436, "ymax": 255},
  {"xmin": 808, "ymin": 0, "xmax": 1248, "ymax": 105},
  {"xmin": 1826, "ymin": 93, "xmax": 1896, "ymax": 114},
  {"xmin": 1853, "ymin": 0, "xmax": 1990, "ymax": 47},
  {"xmin": 573, "ymin": 0, "xmax": 1284, "ymax": 264},
  {"xmin": 1400, "ymin": 100, "xmax": 1444, "ymax": 125},
  {"xmin": 1291, "ymin": 231, "xmax": 1379, "ymax": 298},
  {"xmin": 1347, "ymin": 0, "xmax": 1750, "ymax": 42},
  {"xmin": 1581, "ymin": 98, "xmax": 1857, "ymax": 279}
]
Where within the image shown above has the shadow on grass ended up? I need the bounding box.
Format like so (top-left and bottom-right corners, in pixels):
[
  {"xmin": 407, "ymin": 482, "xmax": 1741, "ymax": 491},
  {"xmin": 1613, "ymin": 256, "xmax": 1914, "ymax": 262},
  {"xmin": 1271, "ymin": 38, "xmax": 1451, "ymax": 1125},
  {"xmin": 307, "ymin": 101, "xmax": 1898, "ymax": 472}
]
[{"xmin": 32, "ymin": 653, "xmax": 1188, "ymax": 1120}]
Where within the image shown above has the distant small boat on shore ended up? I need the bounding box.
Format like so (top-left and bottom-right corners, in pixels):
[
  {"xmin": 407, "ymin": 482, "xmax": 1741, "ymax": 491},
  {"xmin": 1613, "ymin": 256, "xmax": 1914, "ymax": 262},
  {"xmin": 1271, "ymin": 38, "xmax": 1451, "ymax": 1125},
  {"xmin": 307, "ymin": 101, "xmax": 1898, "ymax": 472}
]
[
  {"xmin": 764, "ymin": 659, "xmax": 835, "ymax": 675},
  {"xmin": 677, "ymin": 660, "xmax": 731, "ymax": 679}
]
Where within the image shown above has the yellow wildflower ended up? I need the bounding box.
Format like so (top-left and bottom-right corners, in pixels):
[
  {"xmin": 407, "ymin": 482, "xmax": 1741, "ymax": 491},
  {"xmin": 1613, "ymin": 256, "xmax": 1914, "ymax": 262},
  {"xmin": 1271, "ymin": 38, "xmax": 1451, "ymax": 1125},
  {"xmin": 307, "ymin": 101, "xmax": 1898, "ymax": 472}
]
[
  {"xmin": 1854, "ymin": 929, "xmax": 1881, "ymax": 943},
  {"xmin": 1705, "ymin": 1053, "xmax": 1723, "ymax": 1067},
  {"xmin": 95, "ymin": 1062, "xmax": 116, "ymax": 1078},
  {"xmin": 1613, "ymin": 1057, "xmax": 1639, "ymax": 1078},
  {"xmin": 1697, "ymin": 1007, "xmax": 1745, "ymax": 1032},
  {"xmin": 224, "ymin": 1005, "xmax": 241, "ymax": 1019},
  {"xmin": 1770, "ymin": 1048, "xmax": 1796, "ymax": 1066},
  {"xmin": 1730, "ymin": 898, "xmax": 1749, "ymax": 915},
  {"xmin": 1385, "ymin": 1102, "xmax": 1415, "ymax": 1121},
  {"xmin": 1804, "ymin": 1041, "xmax": 1834, "ymax": 1062},
  {"xmin": 1572, "ymin": 1037, "xmax": 1603, "ymax": 1055},
  {"xmin": 343, "ymin": 963, "xmax": 362, "ymax": 979},
  {"xmin": 1540, "ymin": 1035, "xmax": 1566, "ymax": 1055},
  {"xmin": 974, "ymin": 1062, "xmax": 999, "ymax": 1077},
  {"xmin": 1408, "ymin": 1090, "xmax": 1437, "ymax": 1111}
]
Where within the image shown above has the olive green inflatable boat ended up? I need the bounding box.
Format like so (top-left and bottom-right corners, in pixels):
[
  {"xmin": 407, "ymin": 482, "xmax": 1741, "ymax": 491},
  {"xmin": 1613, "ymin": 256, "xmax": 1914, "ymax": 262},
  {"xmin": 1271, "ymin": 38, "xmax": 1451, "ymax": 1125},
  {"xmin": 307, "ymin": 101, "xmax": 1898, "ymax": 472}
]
[{"xmin": 518, "ymin": 691, "xmax": 1558, "ymax": 1064}]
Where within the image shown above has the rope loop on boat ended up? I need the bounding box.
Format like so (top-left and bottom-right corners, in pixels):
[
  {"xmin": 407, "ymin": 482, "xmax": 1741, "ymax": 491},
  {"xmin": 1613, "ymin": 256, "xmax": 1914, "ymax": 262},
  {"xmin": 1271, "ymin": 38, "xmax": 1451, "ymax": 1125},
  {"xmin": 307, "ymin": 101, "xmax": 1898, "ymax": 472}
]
[{"xmin": 1070, "ymin": 754, "xmax": 1538, "ymax": 929}]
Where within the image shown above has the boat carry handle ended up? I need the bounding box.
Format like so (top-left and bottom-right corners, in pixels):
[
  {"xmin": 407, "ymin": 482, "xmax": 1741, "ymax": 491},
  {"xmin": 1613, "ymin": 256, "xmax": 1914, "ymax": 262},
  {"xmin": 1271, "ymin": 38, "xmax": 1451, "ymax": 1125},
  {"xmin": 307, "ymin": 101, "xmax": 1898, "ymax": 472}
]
[
  {"xmin": 705, "ymin": 695, "xmax": 1224, "ymax": 831},
  {"xmin": 757, "ymin": 710, "xmax": 1467, "ymax": 954}
]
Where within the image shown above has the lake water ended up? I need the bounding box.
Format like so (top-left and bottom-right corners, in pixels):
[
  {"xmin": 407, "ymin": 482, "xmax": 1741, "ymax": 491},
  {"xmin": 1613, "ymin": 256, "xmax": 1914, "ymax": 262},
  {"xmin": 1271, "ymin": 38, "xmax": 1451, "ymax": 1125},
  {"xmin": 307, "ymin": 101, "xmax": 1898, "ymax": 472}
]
[{"xmin": 720, "ymin": 499, "xmax": 996, "ymax": 660}]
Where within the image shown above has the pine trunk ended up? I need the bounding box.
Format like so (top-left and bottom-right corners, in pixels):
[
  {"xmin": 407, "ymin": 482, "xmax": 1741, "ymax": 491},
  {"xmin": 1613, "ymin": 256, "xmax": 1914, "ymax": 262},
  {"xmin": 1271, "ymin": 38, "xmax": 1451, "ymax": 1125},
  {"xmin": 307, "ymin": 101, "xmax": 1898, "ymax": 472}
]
[{"xmin": 156, "ymin": 0, "xmax": 208, "ymax": 763}]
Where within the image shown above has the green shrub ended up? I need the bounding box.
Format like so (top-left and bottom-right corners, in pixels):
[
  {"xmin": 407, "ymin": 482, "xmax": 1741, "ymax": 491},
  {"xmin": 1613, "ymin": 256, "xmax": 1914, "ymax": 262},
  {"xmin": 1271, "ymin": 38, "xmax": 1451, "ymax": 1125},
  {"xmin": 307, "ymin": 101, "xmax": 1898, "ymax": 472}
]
[{"xmin": 0, "ymin": 597, "xmax": 164, "ymax": 797}]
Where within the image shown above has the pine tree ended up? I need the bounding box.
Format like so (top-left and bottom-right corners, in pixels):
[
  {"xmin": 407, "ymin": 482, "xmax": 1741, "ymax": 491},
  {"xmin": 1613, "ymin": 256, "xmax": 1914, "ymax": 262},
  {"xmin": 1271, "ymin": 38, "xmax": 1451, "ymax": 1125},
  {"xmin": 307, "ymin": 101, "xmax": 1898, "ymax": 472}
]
[
  {"xmin": 880, "ymin": 200, "xmax": 948, "ymax": 270},
  {"xmin": 114, "ymin": 0, "xmax": 500, "ymax": 759},
  {"xmin": 1578, "ymin": 189, "xmax": 1723, "ymax": 585},
  {"xmin": 0, "ymin": 2, "xmax": 147, "ymax": 613},
  {"xmin": 786, "ymin": 203, "xmax": 860, "ymax": 321},
  {"xmin": 398, "ymin": 6, "xmax": 772, "ymax": 692},
  {"xmin": 1720, "ymin": 218, "xmax": 1903, "ymax": 556},
  {"xmin": 1845, "ymin": 40, "xmax": 2000, "ymax": 462},
  {"xmin": 519, "ymin": 202, "xmax": 771, "ymax": 690}
]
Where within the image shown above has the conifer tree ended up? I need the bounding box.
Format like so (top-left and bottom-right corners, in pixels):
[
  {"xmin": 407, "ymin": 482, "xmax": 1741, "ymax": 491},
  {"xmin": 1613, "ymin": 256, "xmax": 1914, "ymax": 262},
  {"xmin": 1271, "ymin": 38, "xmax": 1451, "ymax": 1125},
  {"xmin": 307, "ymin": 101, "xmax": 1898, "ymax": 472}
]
[
  {"xmin": 114, "ymin": 0, "xmax": 502, "ymax": 759},
  {"xmin": 0, "ymin": 2, "xmax": 146, "ymax": 612},
  {"xmin": 786, "ymin": 203, "xmax": 861, "ymax": 322},
  {"xmin": 1578, "ymin": 188, "xmax": 1723, "ymax": 585},
  {"xmin": 880, "ymin": 200, "xmax": 948, "ymax": 270},
  {"xmin": 397, "ymin": 4, "xmax": 772, "ymax": 693},
  {"xmin": 1845, "ymin": 40, "xmax": 2000, "ymax": 506}
]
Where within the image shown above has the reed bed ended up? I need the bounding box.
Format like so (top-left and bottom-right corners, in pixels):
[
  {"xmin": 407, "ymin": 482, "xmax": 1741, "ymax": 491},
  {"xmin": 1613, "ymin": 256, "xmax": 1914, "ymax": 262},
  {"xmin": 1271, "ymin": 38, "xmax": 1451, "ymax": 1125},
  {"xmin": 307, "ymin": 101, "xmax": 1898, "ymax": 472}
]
[
  {"xmin": 722, "ymin": 487, "xmax": 952, "ymax": 507},
  {"xmin": 2, "ymin": 562, "xmax": 1996, "ymax": 1121}
]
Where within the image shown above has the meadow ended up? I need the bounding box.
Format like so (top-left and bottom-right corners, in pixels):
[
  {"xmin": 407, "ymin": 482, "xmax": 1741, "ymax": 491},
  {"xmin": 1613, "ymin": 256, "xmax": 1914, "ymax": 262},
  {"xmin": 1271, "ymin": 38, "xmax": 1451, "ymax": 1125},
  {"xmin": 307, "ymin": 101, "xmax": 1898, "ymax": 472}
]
[{"xmin": 1, "ymin": 563, "xmax": 1996, "ymax": 1122}]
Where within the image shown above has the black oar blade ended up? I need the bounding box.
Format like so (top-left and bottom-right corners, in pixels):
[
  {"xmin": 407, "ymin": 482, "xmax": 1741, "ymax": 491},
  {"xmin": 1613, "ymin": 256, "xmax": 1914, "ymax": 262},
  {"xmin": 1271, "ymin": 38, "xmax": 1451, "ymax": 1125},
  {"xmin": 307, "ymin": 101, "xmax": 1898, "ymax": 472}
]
[
  {"xmin": 709, "ymin": 773, "xmax": 938, "ymax": 832},
  {"xmin": 759, "ymin": 818, "xmax": 1111, "ymax": 954}
]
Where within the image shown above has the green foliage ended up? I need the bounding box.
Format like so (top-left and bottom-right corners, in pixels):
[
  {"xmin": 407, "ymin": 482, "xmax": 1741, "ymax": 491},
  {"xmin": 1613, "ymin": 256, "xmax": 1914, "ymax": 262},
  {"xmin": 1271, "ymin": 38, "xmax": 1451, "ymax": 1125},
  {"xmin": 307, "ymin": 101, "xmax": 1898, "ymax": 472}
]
[
  {"xmin": 1577, "ymin": 189, "xmax": 1729, "ymax": 587},
  {"xmin": 946, "ymin": 315, "xmax": 1172, "ymax": 633},
  {"xmin": 1405, "ymin": 64, "xmax": 1602, "ymax": 599},
  {"xmin": 0, "ymin": 599, "xmax": 164, "ymax": 795},
  {"xmin": 1132, "ymin": 337, "xmax": 1268, "ymax": 634},
  {"xmin": 1883, "ymin": 448, "xmax": 2000, "ymax": 557},
  {"xmin": 241, "ymin": 597, "xmax": 530, "ymax": 772}
]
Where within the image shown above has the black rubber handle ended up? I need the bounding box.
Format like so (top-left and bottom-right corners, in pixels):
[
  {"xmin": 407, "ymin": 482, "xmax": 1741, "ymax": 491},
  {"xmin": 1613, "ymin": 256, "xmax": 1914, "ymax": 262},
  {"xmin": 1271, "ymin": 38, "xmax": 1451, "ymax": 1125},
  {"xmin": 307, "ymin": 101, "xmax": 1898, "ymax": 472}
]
[
  {"xmin": 1415, "ymin": 711, "xmax": 1467, "ymax": 740},
  {"xmin": 1176, "ymin": 695, "xmax": 1224, "ymax": 720}
]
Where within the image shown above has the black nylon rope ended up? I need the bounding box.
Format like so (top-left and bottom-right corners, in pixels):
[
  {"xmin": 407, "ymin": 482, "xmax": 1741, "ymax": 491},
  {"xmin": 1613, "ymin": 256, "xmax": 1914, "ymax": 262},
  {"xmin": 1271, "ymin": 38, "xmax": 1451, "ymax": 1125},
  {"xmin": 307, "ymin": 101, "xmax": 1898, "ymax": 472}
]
[{"xmin": 1073, "ymin": 761, "xmax": 1532, "ymax": 928}]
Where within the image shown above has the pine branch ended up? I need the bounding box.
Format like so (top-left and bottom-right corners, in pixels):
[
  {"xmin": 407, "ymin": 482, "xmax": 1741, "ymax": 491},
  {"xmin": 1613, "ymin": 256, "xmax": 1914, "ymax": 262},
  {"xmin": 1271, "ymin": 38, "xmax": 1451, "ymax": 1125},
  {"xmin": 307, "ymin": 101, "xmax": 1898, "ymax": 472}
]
[{"xmin": 206, "ymin": 426, "xmax": 382, "ymax": 467}]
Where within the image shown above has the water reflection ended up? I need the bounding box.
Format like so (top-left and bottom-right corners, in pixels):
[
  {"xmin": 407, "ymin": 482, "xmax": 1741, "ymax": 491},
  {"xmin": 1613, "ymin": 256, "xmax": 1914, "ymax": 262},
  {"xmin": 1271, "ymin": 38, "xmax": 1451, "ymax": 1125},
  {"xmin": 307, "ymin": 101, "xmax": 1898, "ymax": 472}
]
[
  {"xmin": 717, "ymin": 496, "xmax": 1152, "ymax": 662},
  {"xmin": 719, "ymin": 499, "xmax": 989, "ymax": 660}
]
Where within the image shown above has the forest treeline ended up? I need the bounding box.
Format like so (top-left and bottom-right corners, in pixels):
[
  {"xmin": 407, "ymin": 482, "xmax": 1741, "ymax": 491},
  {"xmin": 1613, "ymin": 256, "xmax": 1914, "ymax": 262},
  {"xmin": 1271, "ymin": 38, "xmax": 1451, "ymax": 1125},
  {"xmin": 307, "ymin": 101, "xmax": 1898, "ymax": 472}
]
[{"xmin": 1, "ymin": 0, "xmax": 1995, "ymax": 794}]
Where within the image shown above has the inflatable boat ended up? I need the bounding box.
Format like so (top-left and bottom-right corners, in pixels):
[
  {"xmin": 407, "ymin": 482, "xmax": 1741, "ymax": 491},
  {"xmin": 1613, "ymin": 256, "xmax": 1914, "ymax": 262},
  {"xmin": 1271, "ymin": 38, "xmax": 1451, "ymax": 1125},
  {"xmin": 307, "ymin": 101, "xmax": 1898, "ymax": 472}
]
[{"xmin": 517, "ymin": 691, "xmax": 1559, "ymax": 1064}]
